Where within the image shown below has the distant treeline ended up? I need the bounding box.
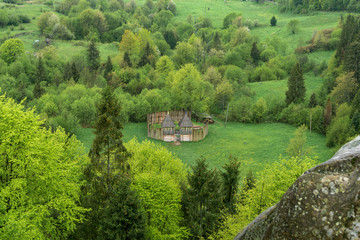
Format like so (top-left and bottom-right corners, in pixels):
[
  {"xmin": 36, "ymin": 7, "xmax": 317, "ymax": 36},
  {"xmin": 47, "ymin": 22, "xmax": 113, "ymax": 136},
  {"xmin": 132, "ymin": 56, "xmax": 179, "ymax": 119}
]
[{"xmin": 276, "ymin": 0, "xmax": 360, "ymax": 13}]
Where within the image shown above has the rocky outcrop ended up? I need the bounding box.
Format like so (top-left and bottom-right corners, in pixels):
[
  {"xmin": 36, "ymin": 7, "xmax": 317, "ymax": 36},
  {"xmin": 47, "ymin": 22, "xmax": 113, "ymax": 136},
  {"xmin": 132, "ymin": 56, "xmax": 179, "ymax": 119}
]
[{"xmin": 235, "ymin": 136, "xmax": 360, "ymax": 240}]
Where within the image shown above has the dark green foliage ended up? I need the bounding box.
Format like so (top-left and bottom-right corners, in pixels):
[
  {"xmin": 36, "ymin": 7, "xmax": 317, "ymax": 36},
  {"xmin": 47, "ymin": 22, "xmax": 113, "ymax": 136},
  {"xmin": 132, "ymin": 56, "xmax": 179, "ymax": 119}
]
[
  {"xmin": 87, "ymin": 40, "xmax": 100, "ymax": 72},
  {"xmin": 222, "ymin": 156, "xmax": 241, "ymax": 214},
  {"xmin": 63, "ymin": 62, "xmax": 72, "ymax": 81},
  {"xmin": 104, "ymin": 56, "xmax": 113, "ymax": 81},
  {"xmin": 163, "ymin": 30, "xmax": 178, "ymax": 49},
  {"xmin": 285, "ymin": 62, "xmax": 306, "ymax": 105},
  {"xmin": 352, "ymin": 88, "xmax": 360, "ymax": 111},
  {"xmin": 138, "ymin": 42, "xmax": 155, "ymax": 67},
  {"xmin": 36, "ymin": 57, "xmax": 47, "ymax": 83},
  {"xmin": 344, "ymin": 41, "xmax": 360, "ymax": 82},
  {"xmin": 182, "ymin": 158, "xmax": 223, "ymax": 239},
  {"xmin": 211, "ymin": 32, "xmax": 222, "ymax": 50},
  {"xmin": 33, "ymin": 80, "xmax": 45, "ymax": 99},
  {"xmin": 223, "ymin": 12, "xmax": 239, "ymax": 29},
  {"xmin": 81, "ymin": 86, "xmax": 130, "ymax": 238},
  {"xmin": 99, "ymin": 176, "xmax": 146, "ymax": 240},
  {"xmin": 270, "ymin": 16, "xmax": 277, "ymax": 26},
  {"xmin": 351, "ymin": 111, "xmax": 360, "ymax": 133},
  {"xmin": 336, "ymin": 15, "xmax": 360, "ymax": 62},
  {"xmin": 123, "ymin": 52, "xmax": 132, "ymax": 67},
  {"xmin": 251, "ymin": 42, "xmax": 261, "ymax": 64},
  {"xmin": 71, "ymin": 63, "xmax": 80, "ymax": 82},
  {"xmin": 308, "ymin": 92, "xmax": 317, "ymax": 108}
]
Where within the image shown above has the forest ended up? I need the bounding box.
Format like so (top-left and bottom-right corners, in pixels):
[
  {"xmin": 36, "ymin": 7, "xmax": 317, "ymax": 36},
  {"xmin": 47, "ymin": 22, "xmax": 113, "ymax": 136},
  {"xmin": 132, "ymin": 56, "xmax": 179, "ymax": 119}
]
[{"xmin": 0, "ymin": 0, "xmax": 360, "ymax": 238}]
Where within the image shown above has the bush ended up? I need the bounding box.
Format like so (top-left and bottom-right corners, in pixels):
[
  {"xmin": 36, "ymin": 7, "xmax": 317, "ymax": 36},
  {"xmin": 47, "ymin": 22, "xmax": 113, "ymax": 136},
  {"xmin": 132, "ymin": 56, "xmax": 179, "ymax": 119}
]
[
  {"xmin": 280, "ymin": 103, "xmax": 309, "ymax": 126},
  {"xmin": 228, "ymin": 97, "xmax": 253, "ymax": 123},
  {"xmin": 18, "ymin": 15, "xmax": 31, "ymax": 23},
  {"xmin": 251, "ymin": 64, "xmax": 276, "ymax": 82}
]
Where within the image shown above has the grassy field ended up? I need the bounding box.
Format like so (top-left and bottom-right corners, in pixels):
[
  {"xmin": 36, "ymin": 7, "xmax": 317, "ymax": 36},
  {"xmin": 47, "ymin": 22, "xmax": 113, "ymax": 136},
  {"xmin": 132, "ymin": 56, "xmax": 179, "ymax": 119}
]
[
  {"xmin": 75, "ymin": 120, "xmax": 335, "ymax": 175},
  {"xmin": 0, "ymin": 0, "xmax": 344, "ymax": 59},
  {"xmin": 249, "ymin": 72, "xmax": 326, "ymax": 103}
]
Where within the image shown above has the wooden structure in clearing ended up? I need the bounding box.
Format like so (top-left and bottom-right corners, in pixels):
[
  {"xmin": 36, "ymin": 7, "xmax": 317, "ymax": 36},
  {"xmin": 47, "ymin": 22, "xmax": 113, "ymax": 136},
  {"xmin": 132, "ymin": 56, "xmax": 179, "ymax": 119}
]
[{"xmin": 147, "ymin": 110, "xmax": 208, "ymax": 142}]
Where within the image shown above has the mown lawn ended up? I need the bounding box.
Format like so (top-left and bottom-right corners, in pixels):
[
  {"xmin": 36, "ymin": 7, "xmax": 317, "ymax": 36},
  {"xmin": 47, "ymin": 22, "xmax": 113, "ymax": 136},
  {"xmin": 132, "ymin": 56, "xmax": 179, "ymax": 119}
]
[{"xmin": 75, "ymin": 120, "xmax": 335, "ymax": 175}]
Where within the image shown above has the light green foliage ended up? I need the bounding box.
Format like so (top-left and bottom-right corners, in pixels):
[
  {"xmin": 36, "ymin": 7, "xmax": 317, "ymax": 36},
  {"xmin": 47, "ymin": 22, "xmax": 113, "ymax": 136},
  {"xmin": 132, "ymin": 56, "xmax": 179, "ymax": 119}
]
[
  {"xmin": 326, "ymin": 103, "xmax": 352, "ymax": 148},
  {"xmin": 0, "ymin": 39, "xmax": 25, "ymax": 65},
  {"xmin": 173, "ymin": 42, "xmax": 196, "ymax": 67},
  {"xmin": 79, "ymin": 9, "xmax": 108, "ymax": 38},
  {"xmin": 38, "ymin": 12, "xmax": 59, "ymax": 36},
  {"xmin": 0, "ymin": 94, "xmax": 88, "ymax": 239},
  {"xmin": 125, "ymin": 139, "xmax": 189, "ymax": 239},
  {"xmin": 286, "ymin": 124, "xmax": 312, "ymax": 158},
  {"xmin": 212, "ymin": 156, "xmax": 316, "ymax": 239},
  {"xmin": 0, "ymin": 10, "xmax": 9, "ymax": 28},
  {"xmin": 287, "ymin": 19, "xmax": 299, "ymax": 34},
  {"xmin": 252, "ymin": 97, "xmax": 268, "ymax": 123},
  {"xmin": 171, "ymin": 64, "xmax": 215, "ymax": 113},
  {"xmin": 330, "ymin": 72, "xmax": 358, "ymax": 105},
  {"xmin": 216, "ymin": 79, "xmax": 233, "ymax": 110}
]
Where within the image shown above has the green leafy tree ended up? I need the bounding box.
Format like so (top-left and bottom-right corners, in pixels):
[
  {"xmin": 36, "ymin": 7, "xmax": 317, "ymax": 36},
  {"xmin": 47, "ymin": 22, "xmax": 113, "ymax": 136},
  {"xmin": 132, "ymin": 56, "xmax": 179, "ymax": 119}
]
[
  {"xmin": 286, "ymin": 124, "xmax": 312, "ymax": 158},
  {"xmin": 87, "ymin": 40, "xmax": 100, "ymax": 72},
  {"xmin": 125, "ymin": 139, "xmax": 189, "ymax": 239},
  {"xmin": 330, "ymin": 72, "xmax": 358, "ymax": 104},
  {"xmin": 0, "ymin": 93, "xmax": 88, "ymax": 239},
  {"xmin": 173, "ymin": 42, "xmax": 196, "ymax": 67},
  {"xmin": 270, "ymin": 16, "xmax": 277, "ymax": 26},
  {"xmin": 0, "ymin": 10, "xmax": 9, "ymax": 28},
  {"xmin": 287, "ymin": 19, "xmax": 299, "ymax": 34},
  {"xmin": 171, "ymin": 64, "xmax": 215, "ymax": 113},
  {"xmin": 0, "ymin": 38, "xmax": 25, "ymax": 64},
  {"xmin": 252, "ymin": 97, "xmax": 268, "ymax": 123},
  {"xmin": 216, "ymin": 79, "xmax": 233, "ymax": 110},
  {"xmin": 182, "ymin": 158, "xmax": 223, "ymax": 239},
  {"xmin": 285, "ymin": 62, "xmax": 306, "ymax": 105},
  {"xmin": 37, "ymin": 12, "xmax": 60, "ymax": 36},
  {"xmin": 81, "ymin": 86, "xmax": 129, "ymax": 238},
  {"xmin": 223, "ymin": 12, "xmax": 240, "ymax": 29},
  {"xmin": 222, "ymin": 156, "xmax": 241, "ymax": 214}
]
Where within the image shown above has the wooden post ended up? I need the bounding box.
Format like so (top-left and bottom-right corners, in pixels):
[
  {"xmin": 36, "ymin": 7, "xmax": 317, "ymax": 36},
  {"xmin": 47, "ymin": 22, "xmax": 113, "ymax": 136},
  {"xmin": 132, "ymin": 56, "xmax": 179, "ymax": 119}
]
[
  {"xmin": 225, "ymin": 103, "xmax": 229, "ymax": 128},
  {"xmin": 309, "ymin": 110, "xmax": 312, "ymax": 136}
]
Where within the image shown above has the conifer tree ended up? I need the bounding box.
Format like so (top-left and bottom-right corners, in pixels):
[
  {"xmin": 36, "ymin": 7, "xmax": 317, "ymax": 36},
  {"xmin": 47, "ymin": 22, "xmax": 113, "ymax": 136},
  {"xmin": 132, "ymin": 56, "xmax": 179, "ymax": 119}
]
[
  {"xmin": 285, "ymin": 62, "xmax": 306, "ymax": 105},
  {"xmin": 99, "ymin": 176, "xmax": 146, "ymax": 239},
  {"xmin": 182, "ymin": 158, "xmax": 223, "ymax": 239},
  {"xmin": 251, "ymin": 42, "xmax": 260, "ymax": 64},
  {"xmin": 344, "ymin": 41, "xmax": 360, "ymax": 82},
  {"xmin": 104, "ymin": 56, "xmax": 113, "ymax": 81},
  {"xmin": 222, "ymin": 155, "xmax": 241, "ymax": 214},
  {"xmin": 87, "ymin": 40, "xmax": 100, "ymax": 72},
  {"xmin": 33, "ymin": 80, "xmax": 45, "ymax": 98},
  {"xmin": 80, "ymin": 86, "xmax": 130, "ymax": 238},
  {"xmin": 270, "ymin": 16, "xmax": 277, "ymax": 26},
  {"xmin": 37, "ymin": 56, "xmax": 47, "ymax": 83},
  {"xmin": 138, "ymin": 42, "xmax": 154, "ymax": 67},
  {"xmin": 63, "ymin": 62, "xmax": 72, "ymax": 81},
  {"xmin": 336, "ymin": 15, "xmax": 359, "ymax": 62},
  {"xmin": 211, "ymin": 32, "xmax": 222, "ymax": 50},
  {"xmin": 71, "ymin": 62, "xmax": 80, "ymax": 82},
  {"xmin": 308, "ymin": 92, "xmax": 317, "ymax": 108},
  {"xmin": 123, "ymin": 51, "xmax": 132, "ymax": 67}
]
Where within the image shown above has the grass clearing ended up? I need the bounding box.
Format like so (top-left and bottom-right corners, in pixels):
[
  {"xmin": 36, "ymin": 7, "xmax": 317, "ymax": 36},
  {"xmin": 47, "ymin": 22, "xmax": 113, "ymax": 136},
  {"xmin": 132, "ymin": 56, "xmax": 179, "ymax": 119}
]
[
  {"xmin": 249, "ymin": 72, "xmax": 325, "ymax": 103},
  {"xmin": 76, "ymin": 120, "xmax": 334, "ymax": 176}
]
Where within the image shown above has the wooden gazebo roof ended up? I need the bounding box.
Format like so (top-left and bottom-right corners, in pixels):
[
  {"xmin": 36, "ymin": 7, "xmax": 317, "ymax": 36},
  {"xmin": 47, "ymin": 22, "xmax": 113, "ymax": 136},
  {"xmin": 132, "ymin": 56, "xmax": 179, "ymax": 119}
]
[
  {"xmin": 179, "ymin": 113, "xmax": 193, "ymax": 128},
  {"xmin": 161, "ymin": 114, "xmax": 175, "ymax": 128}
]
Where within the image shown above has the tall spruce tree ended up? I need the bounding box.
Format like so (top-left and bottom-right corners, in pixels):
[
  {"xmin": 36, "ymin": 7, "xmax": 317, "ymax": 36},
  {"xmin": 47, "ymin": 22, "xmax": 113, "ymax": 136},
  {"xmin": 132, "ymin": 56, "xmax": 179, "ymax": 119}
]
[
  {"xmin": 308, "ymin": 92, "xmax": 317, "ymax": 108},
  {"xmin": 103, "ymin": 56, "xmax": 113, "ymax": 81},
  {"xmin": 211, "ymin": 32, "xmax": 222, "ymax": 50},
  {"xmin": 71, "ymin": 62, "xmax": 80, "ymax": 82},
  {"xmin": 123, "ymin": 51, "xmax": 132, "ymax": 67},
  {"xmin": 99, "ymin": 176, "xmax": 146, "ymax": 240},
  {"xmin": 285, "ymin": 62, "xmax": 306, "ymax": 105},
  {"xmin": 138, "ymin": 42, "xmax": 154, "ymax": 67},
  {"xmin": 80, "ymin": 86, "xmax": 130, "ymax": 238},
  {"xmin": 87, "ymin": 40, "xmax": 100, "ymax": 72},
  {"xmin": 182, "ymin": 158, "xmax": 223, "ymax": 239},
  {"xmin": 222, "ymin": 155, "xmax": 241, "ymax": 214},
  {"xmin": 344, "ymin": 41, "xmax": 360, "ymax": 82},
  {"xmin": 251, "ymin": 42, "xmax": 261, "ymax": 64},
  {"xmin": 336, "ymin": 15, "xmax": 359, "ymax": 62}
]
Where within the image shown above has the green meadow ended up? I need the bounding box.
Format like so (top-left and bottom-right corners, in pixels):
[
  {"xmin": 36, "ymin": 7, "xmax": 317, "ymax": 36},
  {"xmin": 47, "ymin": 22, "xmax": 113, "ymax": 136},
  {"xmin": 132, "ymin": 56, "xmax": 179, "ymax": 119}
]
[{"xmin": 76, "ymin": 120, "xmax": 335, "ymax": 175}]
